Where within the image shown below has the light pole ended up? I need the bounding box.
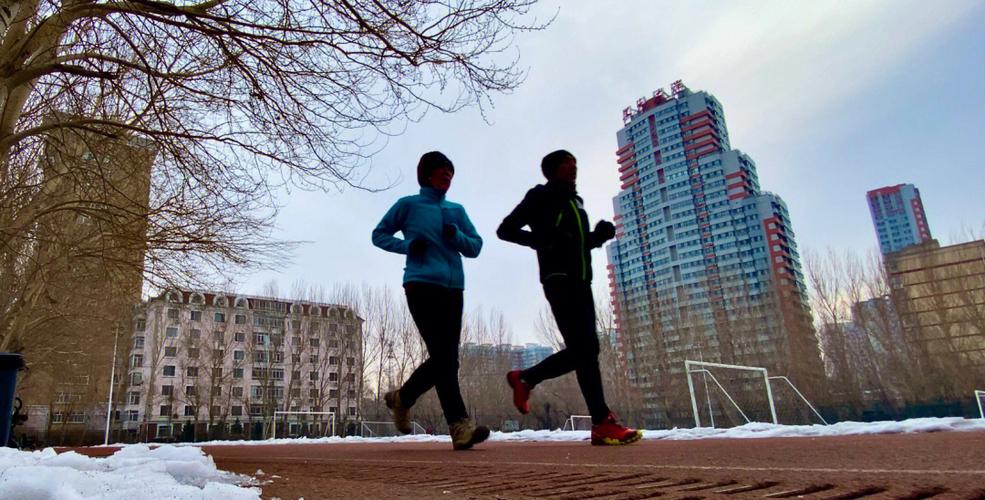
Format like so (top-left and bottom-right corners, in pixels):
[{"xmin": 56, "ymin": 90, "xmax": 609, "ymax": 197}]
[{"xmin": 104, "ymin": 324, "xmax": 120, "ymax": 445}]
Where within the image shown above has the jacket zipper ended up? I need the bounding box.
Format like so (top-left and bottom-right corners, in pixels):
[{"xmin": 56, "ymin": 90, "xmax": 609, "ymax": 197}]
[{"xmin": 569, "ymin": 200, "xmax": 587, "ymax": 280}]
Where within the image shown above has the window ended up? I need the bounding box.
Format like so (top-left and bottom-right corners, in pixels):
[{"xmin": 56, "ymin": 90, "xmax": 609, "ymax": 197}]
[
  {"xmin": 130, "ymin": 354, "xmax": 143, "ymax": 368},
  {"xmin": 129, "ymin": 372, "xmax": 143, "ymax": 385},
  {"xmin": 186, "ymin": 366, "xmax": 199, "ymax": 377},
  {"xmin": 329, "ymin": 389, "xmax": 338, "ymax": 398},
  {"xmin": 253, "ymin": 351, "xmax": 269, "ymax": 363},
  {"xmin": 309, "ymin": 354, "xmax": 319, "ymax": 364},
  {"xmin": 346, "ymin": 357, "xmax": 355, "ymax": 366},
  {"xmin": 290, "ymin": 388, "xmax": 301, "ymax": 398},
  {"xmin": 125, "ymin": 410, "xmax": 139, "ymax": 421},
  {"xmin": 254, "ymin": 333, "xmax": 268, "ymax": 345},
  {"xmin": 273, "ymin": 351, "xmax": 284, "ymax": 363},
  {"xmin": 212, "ymin": 386, "xmax": 222, "ymax": 396},
  {"xmin": 234, "ymin": 332, "xmax": 246, "ymax": 342},
  {"xmin": 291, "ymin": 320, "xmax": 301, "ymax": 331},
  {"xmin": 188, "ymin": 348, "xmax": 199, "ymax": 359},
  {"xmin": 231, "ymin": 406, "xmax": 243, "ymax": 417},
  {"xmin": 292, "ymin": 370, "xmax": 301, "ymax": 380},
  {"xmin": 329, "ymin": 356, "xmax": 338, "ymax": 365},
  {"xmin": 310, "ymin": 372, "xmax": 319, "ymax": 381},
  {"xmin": 310, "ymin": 389, "xmax": 319, "ymax": 398},
  {"xmin": 271, "ymin": 369, "xmax": 284, "ymax": 380},
  {"xmin": 160, "ymin": 405, "xmax": 172, "ymax": 417},
  {"xmin": 233, "ymin": 368, "xmax": 244, "ymax": 379},
  {"xmin": 166, "ymin": 327, "xmax": 179, "ymax": 338},
  {"xmin": 190, "ymin": 329, "xmax": 201, "ymax": 339},
  {"xmin": 163, "ymin": 365, "xmax": 176, "ymax": 377},
  {"xmin": 167, "ymin": 308, "xmax": 179, "ymax": 320},
  {"xmin": 69, "ymin": 411, "xmax": 86, "ymax": 423},
  {"xmin": 329, "ymin": 372, "xmax": 338, "ymax": 382},
  {"xmin": 136, "ymin": 319, "xmax": 146, "ymax": 331},
  {"xmin": 213, "ymin": 331, "xmax": 224, "ymax": 342},
  {"xmin": 348, "ymin": 407, "xmax": 357, "ymax": 416},
  {"xmin": 214, "ymin": 312, "xmax": 226, "ymax": 323},
  {"xmin": 211, "ymin": 405, "xmax": 221, "ymax": 416},
  {"xmin": 309, "ymin": 338, "xmax": 320, "ymax": 348},
  {"xmin": 133, "ymin": 337, "xmax": 144, "ymax": 349},
  {"xmin": 212, "ymin": 368, "xmax": 223, "ymax": 379},
  {"xmin": 161, "ymin": 385, "xmax": 173, "ymax": 396},
  {"xmin": 232, "ymin": 386, "xmax": 244, "ymax": 397},
  {"xmin": 164, "ymin": 346, "xmax": 177, "ymax": 357},
  {"xmin": 235, "ymin": 314, "xmax": 247, "ymax": 325},
  {"xmin": 234, "ymin": 350, "xmax": 245, "ymax": 361},
  {"xmin": 251, "ymin": 386, "xmax": 262, "ymax": 398},
  {"xmin": 186, "ymin": 385, "xmax": 196, "ymax": 396},
  {"xmin": 190, "ymin": 310, "xmax": 202, "ymax": 321},
  {"xmin": 250, "ymin": 405, "xmax": 263, "ymax": 416},
  {"xmin": 291, "ymin": 354, "xmax": 301, "ymax": 364},
  {"xmin": 184, "ymin": 406, "xmax": 196, "ymax": 417}
]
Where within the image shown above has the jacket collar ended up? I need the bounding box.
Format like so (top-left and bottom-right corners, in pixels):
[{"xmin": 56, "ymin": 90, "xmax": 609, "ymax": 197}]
[
  {"xmin": 419, "ymin": 186, "xmax": 447, "ymax": 201},
  {"xmin": 545, "ymin": 180, "xmax": 577, "ymax": 196}
]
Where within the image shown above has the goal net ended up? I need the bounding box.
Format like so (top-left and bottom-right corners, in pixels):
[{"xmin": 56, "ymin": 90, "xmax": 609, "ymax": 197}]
[
  {"xmin": 685, "ymin": 360, "xmax": 777, "ymax": 428},
  {"xmin": 358, "ymin": 420, "xmax": 428, "ymax": 437},
  {"xmin": 271, "ymin": 411, "xmax": 336, "ymax": 439},
  {"xmin": 561, "ymin": 415, "xmax": 592, "ymax": 431}
]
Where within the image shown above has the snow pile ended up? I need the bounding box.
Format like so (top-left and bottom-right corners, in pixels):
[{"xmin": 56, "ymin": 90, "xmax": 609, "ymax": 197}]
[
  {"xmin": 0, "ymin": 444, "xmax": 259, "ymax": 499},
  {"xmin": 133, "ymin": 416, "xmax": 985, "ymax": 447}
]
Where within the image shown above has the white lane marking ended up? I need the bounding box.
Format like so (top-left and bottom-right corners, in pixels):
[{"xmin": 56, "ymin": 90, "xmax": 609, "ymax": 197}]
[{"xmin": 229, "ymin": 456, "xmax": 985, "ymax": 476}]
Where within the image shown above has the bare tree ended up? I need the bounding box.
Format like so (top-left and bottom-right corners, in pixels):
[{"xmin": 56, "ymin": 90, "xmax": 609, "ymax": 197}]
[{"xmin": 0, "ymin": 0, "xmax": 547, "ymax": 352}]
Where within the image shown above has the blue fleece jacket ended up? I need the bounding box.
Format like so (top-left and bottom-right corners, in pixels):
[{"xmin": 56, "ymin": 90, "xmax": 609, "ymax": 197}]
[{"xmin": 372, "ymin": 187, "xmax": 482, "ymax": 289}]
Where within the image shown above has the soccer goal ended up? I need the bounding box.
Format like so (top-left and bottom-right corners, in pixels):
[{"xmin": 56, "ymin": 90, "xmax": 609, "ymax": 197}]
[
  {"xmin": 684, "ymin": 360, "xmax": 826, "ymax": 428},
  {"xmin": 685, "ymin": 360, "xmax": 776, "ymax": 428},
  {"xmin": 358, "ymin": 420, "xmax": 427, "ymax": 437},
  {"xmin": 561, "ymin": 415, "xmax": 592, "ymax": 431},
  {"xmin": 272, "ymin": 411, "xmax": 336, "ymax": 438},
  {"xmin": 975, "ymin": 390, "xmax": 985, "ymax": 419}
]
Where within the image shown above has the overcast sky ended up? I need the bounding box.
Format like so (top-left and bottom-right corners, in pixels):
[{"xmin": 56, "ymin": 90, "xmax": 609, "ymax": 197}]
[{"xmin": 238, "ymin": 0, "xmax": 985, "ymax": 344}]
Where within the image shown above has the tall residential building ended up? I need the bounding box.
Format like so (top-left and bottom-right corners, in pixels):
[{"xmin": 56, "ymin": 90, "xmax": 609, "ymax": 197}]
[
  {"xmin": 117, "ymin": 290, "xmax": 363, "ymax": 442},
  {"xmin": 18, "ymin": 117, "xmax": 154, "ymax": 445},
  {"xmin": 606, "ymin": 82, "xmax": 822, "ymax": 425},
  {"xmin": 867, "ymin": 184, "xmax": 932, "ymax": 254}
]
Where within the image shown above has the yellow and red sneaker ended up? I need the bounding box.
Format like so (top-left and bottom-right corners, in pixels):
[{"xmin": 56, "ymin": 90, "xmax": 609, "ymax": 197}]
[{"xmin": 591, "ymin": 412, "xmax": 643, "ymax": 446}]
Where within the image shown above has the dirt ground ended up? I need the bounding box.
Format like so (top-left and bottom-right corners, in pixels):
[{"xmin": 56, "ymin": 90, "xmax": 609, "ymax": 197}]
[{"xmin": 75, "ymin": 431, "xmax": 985, "ymax": 499}]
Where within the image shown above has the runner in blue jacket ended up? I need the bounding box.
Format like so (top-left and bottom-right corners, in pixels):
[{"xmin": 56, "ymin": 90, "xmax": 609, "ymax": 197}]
[{"xmin": 372, "ymin": 151, "xmax": 489, "ymax": 450}]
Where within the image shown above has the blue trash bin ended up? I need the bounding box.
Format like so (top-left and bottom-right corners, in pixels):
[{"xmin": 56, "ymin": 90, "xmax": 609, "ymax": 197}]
[{"xmin": 0, "ymin": 353, "xmax": 25, "ymax": 447}]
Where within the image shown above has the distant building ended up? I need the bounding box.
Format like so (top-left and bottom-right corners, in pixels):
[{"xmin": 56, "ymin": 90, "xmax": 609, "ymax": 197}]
[
  {"xmin": 116, "ymin": 290, "xmax": 363, "ymax": 442},
  {"xmin": 461, "ymin": 342, "xmax": 555, "ymax": 369},
  {"xmin": 867, "ymin": 184, "xmax": 932, "ymax": 254}
]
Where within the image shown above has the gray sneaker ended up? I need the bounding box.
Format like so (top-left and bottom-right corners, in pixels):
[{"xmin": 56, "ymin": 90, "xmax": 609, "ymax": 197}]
[
  {"xmin": 449, "ymin": 418, "xmax": 490, "ymax": 450},
  {"xmin": 384, "ymin": 390, "xmax": 412, "ymax": 434}
]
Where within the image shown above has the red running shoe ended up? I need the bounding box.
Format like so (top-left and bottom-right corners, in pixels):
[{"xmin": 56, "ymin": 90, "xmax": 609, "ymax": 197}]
[
  {"xmin": 591, "ymin": 412, "xmax": 643, "ymax": 446},
  {"xmin": 506, "ymin": 370, "xmax": 530, "ymax": 414}
]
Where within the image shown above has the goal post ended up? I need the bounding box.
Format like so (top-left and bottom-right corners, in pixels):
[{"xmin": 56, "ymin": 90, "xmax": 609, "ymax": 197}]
[
  {"xmin": 272, "ymin": 411, "xmax": 336, "ymax": 438},
  {"xmin": 976, "ymin": 390, "xmax": 985, "ymax": 419},
  {"xmin": 561, "ymin": 415, "xmax": 592, "ymax": 431},
  {"xmin": 684, "ymin": 360, "xmax": 777, "ymax": 428}
]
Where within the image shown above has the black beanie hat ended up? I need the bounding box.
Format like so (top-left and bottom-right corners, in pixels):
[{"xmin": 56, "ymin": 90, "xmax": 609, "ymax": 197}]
[
  {"xmin": 541, "ymin": 149, "xmax": 575, "ymax": 180},
  {"xmin": 417, "ymin": 151, "xmax": 454, "ymax": 187}
]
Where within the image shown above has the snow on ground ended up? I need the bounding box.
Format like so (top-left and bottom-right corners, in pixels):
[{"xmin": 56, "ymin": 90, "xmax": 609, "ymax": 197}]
[
  {"xmin": 117, "ymin": 416, "xmax": 985, "ymax": 447},
  {"xmin": 0, "ymin": 444, "xmax": 259, "ymax": 499}
]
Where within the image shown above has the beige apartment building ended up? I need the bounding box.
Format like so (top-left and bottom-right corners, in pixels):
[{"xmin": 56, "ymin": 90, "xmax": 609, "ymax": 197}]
[
  {"xmin": 121, "ymin": 290, "xmax": 363, "ymax": 441},
  {"xmin": 886, "ymin": 239, "xmax": 985, "ymax": 399}
]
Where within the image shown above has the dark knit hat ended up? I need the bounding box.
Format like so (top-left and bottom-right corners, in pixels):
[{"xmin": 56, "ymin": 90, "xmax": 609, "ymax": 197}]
[
  {"xmin": 541, "ymin": 149, "xmax": 575, "ymax": 180},
  {"xmin": 417, "ymin": 151, "xmax": 455, "ymax": 187}
]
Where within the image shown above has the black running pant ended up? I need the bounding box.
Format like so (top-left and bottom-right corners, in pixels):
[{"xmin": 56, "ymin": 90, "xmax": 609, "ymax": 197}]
[
  {"xmin": 398, "ymin": 282, "xmax": 468, "ymax": 425},
  {"xmin": 521, "ymin": 276, "xmax": 610, "ymax": 424}
]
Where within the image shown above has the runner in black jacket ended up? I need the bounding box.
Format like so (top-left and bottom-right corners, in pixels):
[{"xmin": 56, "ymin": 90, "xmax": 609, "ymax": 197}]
[{"xmin": 498, "ymin": 149, "xmax": 642, "ymax": 446}]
